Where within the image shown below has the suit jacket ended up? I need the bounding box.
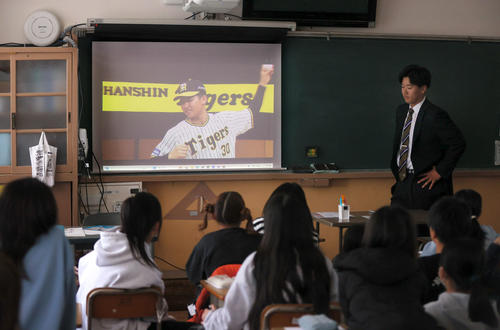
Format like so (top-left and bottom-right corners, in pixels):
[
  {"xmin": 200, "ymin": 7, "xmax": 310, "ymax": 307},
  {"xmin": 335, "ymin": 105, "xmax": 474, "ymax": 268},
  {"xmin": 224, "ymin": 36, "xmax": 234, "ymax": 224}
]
[{"xmin": 391, "ymin": 99, "xmax": 465, "ymax": 185}]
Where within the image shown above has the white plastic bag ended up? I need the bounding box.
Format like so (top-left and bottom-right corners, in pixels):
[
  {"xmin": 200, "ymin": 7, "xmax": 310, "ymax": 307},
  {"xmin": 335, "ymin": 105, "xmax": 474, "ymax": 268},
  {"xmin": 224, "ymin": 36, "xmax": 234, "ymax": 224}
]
[{"xmin": 29, "ymin": 132, "xmax": 57, "ymax": 187}]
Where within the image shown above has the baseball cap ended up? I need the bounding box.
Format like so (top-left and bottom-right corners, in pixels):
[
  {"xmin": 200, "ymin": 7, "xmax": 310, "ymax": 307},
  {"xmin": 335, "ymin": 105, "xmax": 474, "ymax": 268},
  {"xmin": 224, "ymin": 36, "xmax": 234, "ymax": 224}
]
[{"xmin": 173, "ymin": 79, "xmax": 206, "ymax": 102}]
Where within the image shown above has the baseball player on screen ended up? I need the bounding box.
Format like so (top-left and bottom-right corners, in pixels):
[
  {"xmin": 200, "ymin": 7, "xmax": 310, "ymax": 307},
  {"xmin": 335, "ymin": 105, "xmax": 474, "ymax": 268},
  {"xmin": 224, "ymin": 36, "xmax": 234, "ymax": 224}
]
[{"xmin": 151, "ymin": 65, "xmax": 274, "ymax": 159}]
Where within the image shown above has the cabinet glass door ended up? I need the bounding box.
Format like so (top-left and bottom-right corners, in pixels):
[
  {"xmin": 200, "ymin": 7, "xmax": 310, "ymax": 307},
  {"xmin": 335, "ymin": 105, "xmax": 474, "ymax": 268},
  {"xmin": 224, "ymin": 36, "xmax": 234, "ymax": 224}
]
[
  {"xmin": 16, "ymin": 59, "xmax": 66, "ymax": 93},
  {"xmin": 0, "ymin": 96, "xmax": 9, "ymax": 128},
  {"xmin": 0, "ymin": 59, "xmax": 9, "ymax": 93},
  {"xmin": 16, "ymin": 59, "xmax": 67, "ymax": 130},
  {"xmin": 13, "ymin": 55, "xmax": 71, "ymax": 172},
  {"xmin": 0, "ymin": 59, "xmax": 10, "ymax": 168},
  {"xmin": 0, "ymin": 133, "xmax": 10, "ymax": 166},
  {"xmin": 16, "ymin": 95, "xmax": 66, "ymax": 129}
]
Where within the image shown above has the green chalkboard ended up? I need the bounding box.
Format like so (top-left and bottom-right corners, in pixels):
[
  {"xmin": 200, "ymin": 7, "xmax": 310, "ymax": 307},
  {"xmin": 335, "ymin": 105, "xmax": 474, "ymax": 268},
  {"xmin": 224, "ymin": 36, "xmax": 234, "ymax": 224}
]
[{"xmin": 281, "ymin": 37, "xmax": 500, "ymax": 170}]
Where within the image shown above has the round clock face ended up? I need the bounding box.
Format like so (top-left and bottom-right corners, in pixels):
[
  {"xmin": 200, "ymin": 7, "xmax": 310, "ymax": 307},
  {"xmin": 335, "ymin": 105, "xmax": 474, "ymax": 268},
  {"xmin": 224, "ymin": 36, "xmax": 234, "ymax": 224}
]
[{"xmin": 24, "ymin": 10, "xmax": 60, "ymax": 46}]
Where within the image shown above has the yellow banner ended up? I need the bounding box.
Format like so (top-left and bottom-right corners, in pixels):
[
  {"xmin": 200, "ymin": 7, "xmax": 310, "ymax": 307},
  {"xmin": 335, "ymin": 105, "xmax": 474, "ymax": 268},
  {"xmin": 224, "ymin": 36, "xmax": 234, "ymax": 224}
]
[{"xmin": 102, "ymin": 81, "xmax": 274, "ymax": 113}]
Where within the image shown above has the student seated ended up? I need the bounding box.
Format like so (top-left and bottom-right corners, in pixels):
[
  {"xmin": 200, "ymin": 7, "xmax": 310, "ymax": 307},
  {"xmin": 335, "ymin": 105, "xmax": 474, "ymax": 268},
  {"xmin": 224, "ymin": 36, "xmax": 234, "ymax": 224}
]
[
  {"xmin": 186, "ymin": 191, "xmax": 260, "ymax": 297},
  {"xmin": 334, "ymin": 205, "xmax": 440, "ymax": 329},
  {"xmin": 331, "ymin": 224, "xmax": 365, "ymax": 266},
  {"xmin": 485, "ymin": 237, "xmax": 500, "ymax": 300},
  {"xmin": 419, "ymin": 196, "xmax": 485, "ymax": 304},
  {"xmin": 77, "ymin": 192, "xmax": 166, "ymax": 330},
  {"xmin": 202, "ymin": 182, "xmax": 338, "ymax": 330},
  {"xmin": 0, "ymin": 253, "xmax": 21, "ymax": 330},
  {"xmin": 424, "ymin": 238, "xmax": 500, "ymax": 329},
  {"xmin": 252, "ymin": 183, "xmax": 319, "ymax": 242},
  {"xmin": 420, "ymin": 189, "xmax": 497, "ymax": 256},
  {"xmin": 0, "ymin": 177, "xmax": 76, "ymax": 330}
]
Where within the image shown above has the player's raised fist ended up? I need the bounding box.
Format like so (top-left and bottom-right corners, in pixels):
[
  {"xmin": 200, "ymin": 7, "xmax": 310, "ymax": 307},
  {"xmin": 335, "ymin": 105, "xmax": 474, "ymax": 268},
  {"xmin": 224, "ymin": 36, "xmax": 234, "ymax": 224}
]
[
  {"xmin": 259, "ymin": 64, "xmax": 274, "ymax": 86},
  {"xmin": 168, "ymin": 144, "xmax": 189, "ymax": 159}
]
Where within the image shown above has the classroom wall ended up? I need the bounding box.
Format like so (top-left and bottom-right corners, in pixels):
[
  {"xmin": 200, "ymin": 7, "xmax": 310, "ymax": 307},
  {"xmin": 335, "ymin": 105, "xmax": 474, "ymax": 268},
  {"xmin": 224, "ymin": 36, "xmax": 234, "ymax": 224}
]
[
  {"xmin": 144, "ymin": 177, "xmax": 393, "ymax": 269},
  {"xmin": 1, "ymin": 1, "xmax": 498, "ymax": 269},
  {"xmin": 1, "ymin": 0, "xmax": 500, "ymax": 44},
  {"xmin": 145, "ymin": 175, "xmax": 500, "ymax": 268}
]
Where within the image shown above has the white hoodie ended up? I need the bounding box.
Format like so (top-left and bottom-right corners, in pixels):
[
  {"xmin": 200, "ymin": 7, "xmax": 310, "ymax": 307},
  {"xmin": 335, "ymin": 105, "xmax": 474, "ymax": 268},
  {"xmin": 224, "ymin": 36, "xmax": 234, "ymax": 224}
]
[
  {"xmin": 203, "ymin": 252, "xmax": 338, "ymax": 330},
  {"xmin": 425, "ymin": 292, "xmax": 500, "ymax": 330},
  {"xmin": 76, "ymin": 230, "xmax": 165, "ymax": 330}
]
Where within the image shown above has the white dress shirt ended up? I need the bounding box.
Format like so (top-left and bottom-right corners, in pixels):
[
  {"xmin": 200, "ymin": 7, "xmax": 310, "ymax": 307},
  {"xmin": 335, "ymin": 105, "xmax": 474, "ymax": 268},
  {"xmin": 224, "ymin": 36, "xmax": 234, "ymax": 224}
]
[{"xmin": 398, "ymin": 97, "xmax": 425, "ymax": 170}]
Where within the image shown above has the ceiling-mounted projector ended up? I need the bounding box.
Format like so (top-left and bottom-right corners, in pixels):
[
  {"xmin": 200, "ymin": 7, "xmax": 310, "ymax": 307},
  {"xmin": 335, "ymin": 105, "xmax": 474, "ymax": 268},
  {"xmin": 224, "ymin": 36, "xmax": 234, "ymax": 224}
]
[{"xmin": 182, "ymin": 0, "xmax": 240, "ymax": 13}]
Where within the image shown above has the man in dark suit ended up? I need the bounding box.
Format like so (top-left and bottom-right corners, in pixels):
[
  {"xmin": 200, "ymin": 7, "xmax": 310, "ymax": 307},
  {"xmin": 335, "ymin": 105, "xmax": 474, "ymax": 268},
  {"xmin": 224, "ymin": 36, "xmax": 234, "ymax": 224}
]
[{"xmin": 391, "ymin": 65, "xmax": 466, "ymax": 210}]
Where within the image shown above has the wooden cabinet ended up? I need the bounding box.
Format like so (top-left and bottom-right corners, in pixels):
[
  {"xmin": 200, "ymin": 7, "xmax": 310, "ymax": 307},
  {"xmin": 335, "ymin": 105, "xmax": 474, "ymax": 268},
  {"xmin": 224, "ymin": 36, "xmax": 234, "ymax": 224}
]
[{"xmin": 0, "ymin": 47, "xmax": 78, "ymax": 226}]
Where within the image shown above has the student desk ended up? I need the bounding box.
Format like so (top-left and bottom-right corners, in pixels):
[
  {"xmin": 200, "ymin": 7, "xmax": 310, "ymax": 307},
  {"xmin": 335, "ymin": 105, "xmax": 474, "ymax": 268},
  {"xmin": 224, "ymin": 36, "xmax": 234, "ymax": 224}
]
[
  {"xmin": 314, "ymin": 211, "xmax": 371, "ymax": 252},
  {"xmin": 65, "ymin": 226, "xmax": 118, "ymax": 250},
  {"xmin": 314, "ymin": 210, "xmax": 429, "ymax": 252},
  {"xmin": 66, "ymin": 233, "xmax": 100, "ymax": 250}
]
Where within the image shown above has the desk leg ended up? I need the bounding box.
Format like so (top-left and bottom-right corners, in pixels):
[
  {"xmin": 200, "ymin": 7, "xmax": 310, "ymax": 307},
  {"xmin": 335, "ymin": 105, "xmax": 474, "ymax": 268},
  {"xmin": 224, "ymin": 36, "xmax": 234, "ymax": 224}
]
[
  {"xmin": 315, "ymin": 221, "xmax": 320, "ymax": 247},
  {"xmin": 338, "ymin": 227, "xmax": 344, "ymax": 253},
  {"xmin": 209, "ymin": 293, "xmax": 224, "ymax": 309}
]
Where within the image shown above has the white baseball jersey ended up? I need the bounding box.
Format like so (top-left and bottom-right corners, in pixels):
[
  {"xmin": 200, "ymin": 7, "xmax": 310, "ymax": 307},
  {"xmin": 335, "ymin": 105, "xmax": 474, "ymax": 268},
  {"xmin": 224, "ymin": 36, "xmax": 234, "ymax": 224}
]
[{"xmin": 151, "ymin": 109, "xmax": 253, "ymax": 159}]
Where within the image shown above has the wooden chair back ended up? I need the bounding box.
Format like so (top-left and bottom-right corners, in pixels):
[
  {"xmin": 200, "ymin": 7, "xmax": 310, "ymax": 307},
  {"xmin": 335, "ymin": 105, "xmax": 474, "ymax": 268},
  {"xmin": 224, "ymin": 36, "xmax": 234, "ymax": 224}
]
[
  {"xmin": 86, "ymin": 287, "xmax": 163, "ymax": 330},
  {"xmin": 260, "ymin": 302, "xmax": 343, "ymax": 330}
]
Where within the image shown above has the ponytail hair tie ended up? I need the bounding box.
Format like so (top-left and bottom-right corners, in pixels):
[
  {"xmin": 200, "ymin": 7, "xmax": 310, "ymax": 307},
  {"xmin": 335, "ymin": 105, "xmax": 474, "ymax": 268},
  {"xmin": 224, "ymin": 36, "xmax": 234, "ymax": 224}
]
[
  {"xmin": 199, "ymin": 203, "xmax": 215, "ymax": 231},
  {"xmin": 204, "ymin": 204, "xmax": 215, "ymax": 214}
]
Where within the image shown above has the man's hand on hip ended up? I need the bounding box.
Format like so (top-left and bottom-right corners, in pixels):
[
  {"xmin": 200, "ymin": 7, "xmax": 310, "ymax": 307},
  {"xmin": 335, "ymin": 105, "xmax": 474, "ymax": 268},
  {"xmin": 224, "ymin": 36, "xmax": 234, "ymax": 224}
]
[{"xmin": 417, "ymin": 166, "xmax": 441, "ymax": 190}]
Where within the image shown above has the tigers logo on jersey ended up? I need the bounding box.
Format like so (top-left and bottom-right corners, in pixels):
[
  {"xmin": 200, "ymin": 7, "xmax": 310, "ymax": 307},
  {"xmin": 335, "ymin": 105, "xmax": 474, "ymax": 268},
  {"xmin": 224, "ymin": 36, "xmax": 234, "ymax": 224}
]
[{"xmin": 185, "ymin": 126, "xmax": 230, "ymax": 156}]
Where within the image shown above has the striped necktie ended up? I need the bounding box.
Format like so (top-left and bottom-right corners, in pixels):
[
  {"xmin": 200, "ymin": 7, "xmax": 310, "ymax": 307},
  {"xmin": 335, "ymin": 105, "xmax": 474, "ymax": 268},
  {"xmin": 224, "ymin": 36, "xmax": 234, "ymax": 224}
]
[{"xmin": 398, "ymin": 108, "xmax": 414, "ymax": 181}]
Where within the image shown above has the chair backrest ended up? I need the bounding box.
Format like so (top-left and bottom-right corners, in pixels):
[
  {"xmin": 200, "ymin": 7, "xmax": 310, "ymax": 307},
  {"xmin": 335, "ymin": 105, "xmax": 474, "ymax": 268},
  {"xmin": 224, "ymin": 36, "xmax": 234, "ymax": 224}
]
[
  {"xmin": 211, "ymin": 264, "xmax": 241, "ymax": 277},
  {"xmin": 260, "ymin": 303, "xmax": 343, "ymax": 330},
  {"xmin": 188, "ymin": 264, "xmax": 241, "ymax": 323},
  {"xmin": 86, "ymin": 287, "xmax": 163, "ymax": 330},
  {"xmin": 83, "ymin": 212, "xmax": 121, "ymax": 226}
]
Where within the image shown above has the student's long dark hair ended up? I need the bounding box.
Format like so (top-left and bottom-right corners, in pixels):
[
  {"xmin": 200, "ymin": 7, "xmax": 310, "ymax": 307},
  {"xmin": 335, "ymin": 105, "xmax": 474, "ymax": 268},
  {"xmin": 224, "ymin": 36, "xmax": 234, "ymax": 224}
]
[
  {"xmin": 441, "ymin": 238, "xmax": 498, "ymax": 327},
  {"xmin": 199, "ymin": 191, "xmax": 252, "ymax": 231},
  {"xmin": 120, "ymin": 192, "xmax": 162, "ymax": 268},
  {"xmin": 248, "ymin": 183, "xmax": 331, "ymax": 330},
  {"xmin": 362, "ymin": 206, "xmax": 417, "ymax": 257},
  {"xmin": 0, "ymin": 178, "xmax": 57, "ymax": 273},
  {"xmin": 0, "ymin": 253, "xmax": 21, "ymax": 330}
]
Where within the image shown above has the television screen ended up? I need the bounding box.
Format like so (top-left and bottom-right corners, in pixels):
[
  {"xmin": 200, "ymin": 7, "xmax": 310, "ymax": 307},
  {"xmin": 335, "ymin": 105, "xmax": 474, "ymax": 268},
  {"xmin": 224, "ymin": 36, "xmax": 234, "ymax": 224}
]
[
  {"xmin": 91, "ymin": 41, "xmax": 282, "ymax": 173},
  {"xmin": 242, "ymin": 0, "xmax": 377, "ymax": 27}
]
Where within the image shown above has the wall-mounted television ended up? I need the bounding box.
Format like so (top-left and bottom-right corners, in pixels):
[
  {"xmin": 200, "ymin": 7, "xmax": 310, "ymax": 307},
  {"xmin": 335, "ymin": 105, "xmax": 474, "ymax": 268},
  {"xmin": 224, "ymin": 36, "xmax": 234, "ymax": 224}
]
[
  {"xmin": 91, "ymin": 41, "xmax": 282, "ymax": 173},
  {"xmin": 242, "ymin": 0, "xmax": 377, "ymax": 27}
]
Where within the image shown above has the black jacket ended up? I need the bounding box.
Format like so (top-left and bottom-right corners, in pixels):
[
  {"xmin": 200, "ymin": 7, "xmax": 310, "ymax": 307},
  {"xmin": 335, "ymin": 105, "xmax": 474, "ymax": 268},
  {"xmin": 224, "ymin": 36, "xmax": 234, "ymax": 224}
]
[
  {"xmin": 418, "ymin": 253, "xmax": 445, "ymax": 304},
  {"xmin": 334, "ymin": 247, "xmax": 440, "ymax": 330},
  {"xmin": 186, "ymin": 227, "xmax": 260, "ymax": 295},
  {"xmin": 391, "ymin": 99, "xmax": 465, "ymax": 186}
]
